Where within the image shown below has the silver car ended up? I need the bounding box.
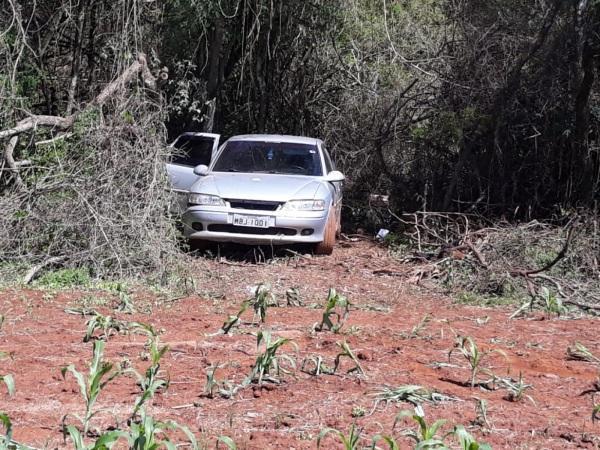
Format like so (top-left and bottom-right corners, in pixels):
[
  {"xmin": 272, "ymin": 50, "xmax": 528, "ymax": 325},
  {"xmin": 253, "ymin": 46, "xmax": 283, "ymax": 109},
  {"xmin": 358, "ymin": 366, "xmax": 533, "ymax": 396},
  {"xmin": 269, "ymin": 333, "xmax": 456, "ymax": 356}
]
[{"xmin": 171, "ymin": 134, "xmax": 344, "ymax": 255}]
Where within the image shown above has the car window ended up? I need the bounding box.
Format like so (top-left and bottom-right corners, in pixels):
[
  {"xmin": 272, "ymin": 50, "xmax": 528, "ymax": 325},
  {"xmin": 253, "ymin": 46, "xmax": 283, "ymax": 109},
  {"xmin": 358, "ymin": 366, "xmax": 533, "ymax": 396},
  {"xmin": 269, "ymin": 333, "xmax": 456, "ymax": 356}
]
[
  {"xmin": 322, "ymin": 145, "xmax": 335, "ymax": 173},
  {"xmin": 212, "ymin": 141, "xmax": 323, "ymax": 176},
  {"xmin": 171, "ymin": 135, "xmax": 214, "ymax": 167}
]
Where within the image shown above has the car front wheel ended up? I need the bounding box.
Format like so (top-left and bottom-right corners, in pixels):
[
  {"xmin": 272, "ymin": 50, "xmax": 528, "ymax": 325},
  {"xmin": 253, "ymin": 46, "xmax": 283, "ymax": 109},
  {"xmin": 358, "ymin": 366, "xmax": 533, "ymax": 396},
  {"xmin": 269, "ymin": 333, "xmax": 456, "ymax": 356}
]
[{"xmin": 313, "ymin": 209, "xmax": 337, "ymax": 255}]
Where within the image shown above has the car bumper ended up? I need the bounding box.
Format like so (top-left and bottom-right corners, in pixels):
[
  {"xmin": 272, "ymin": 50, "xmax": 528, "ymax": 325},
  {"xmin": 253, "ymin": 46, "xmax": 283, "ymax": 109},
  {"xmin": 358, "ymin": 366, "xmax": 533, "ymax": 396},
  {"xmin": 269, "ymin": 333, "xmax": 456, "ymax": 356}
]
[{"xmin": 182, "ymin": 207, "xmax": 328, "ymax": 245}]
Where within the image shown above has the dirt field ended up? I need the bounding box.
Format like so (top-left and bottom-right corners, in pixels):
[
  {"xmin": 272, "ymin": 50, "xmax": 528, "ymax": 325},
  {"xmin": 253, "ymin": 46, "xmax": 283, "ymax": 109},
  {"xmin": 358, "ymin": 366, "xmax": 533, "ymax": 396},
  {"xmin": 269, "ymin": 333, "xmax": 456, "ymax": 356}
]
[{"xmin": 1, "ymin": 240, "xmax": 599, "ymax": 449}]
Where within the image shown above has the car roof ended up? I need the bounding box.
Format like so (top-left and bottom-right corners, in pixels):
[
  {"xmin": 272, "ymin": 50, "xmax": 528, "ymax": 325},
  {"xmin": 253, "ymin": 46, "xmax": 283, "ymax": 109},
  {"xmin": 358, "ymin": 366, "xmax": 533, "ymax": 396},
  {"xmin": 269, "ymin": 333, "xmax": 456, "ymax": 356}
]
[{"xmin": 227, "ymin": 134, "xmax": 322, "ymax": 146}]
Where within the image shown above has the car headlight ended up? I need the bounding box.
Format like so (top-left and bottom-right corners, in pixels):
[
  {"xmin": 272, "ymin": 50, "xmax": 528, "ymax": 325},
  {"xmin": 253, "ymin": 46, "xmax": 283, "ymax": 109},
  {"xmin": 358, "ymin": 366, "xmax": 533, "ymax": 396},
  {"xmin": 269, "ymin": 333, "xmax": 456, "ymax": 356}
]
[
  {"xmin": 282, "ymin": 199, "xmax": 326, "ymax": 211},
  {"xmin": 188, "ymin": 193, "xmax": 226, "ymax": 206}
]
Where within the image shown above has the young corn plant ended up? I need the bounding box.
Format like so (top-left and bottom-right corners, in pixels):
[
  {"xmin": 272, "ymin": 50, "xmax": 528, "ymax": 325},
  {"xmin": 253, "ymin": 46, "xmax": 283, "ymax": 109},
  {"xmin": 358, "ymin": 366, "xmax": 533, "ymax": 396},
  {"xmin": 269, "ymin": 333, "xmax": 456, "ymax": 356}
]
[
  {"xmin": 113, "ymin": 283, "xmax": 135, "ymax": 313},
  {"xmin": 539, "ymin": 287, "xmax": 566, "ymax": 317},
  {"xmin": 394, "ymin": 406, "xmax": 447, "ymax": 447},
  {"xmin": 370, "ymin": 434, "xmax": 400, "ymax": 450},
  {"xmin": 314, "ymin": 288, "xmax": 351, "ymax": 333},
  {"xmin": 566, "ymin": 342, "xmax": 600, "ymax": 364},
  {"xmin": 203, "ymin": 364, "xmax": 240, "ymax": 399},
  {"xmin": 64, "ymin": 425, "xmax": 126, "ymax": 450},
  {"xmin": 0, "ymin": 374, "xmax": 14, "ymax": 397},
  {"xmin": 500, "ymin": 372, "xmax": 534, "ymax": 403},
  {"xmin": 127, "ymin": 337, "xmax": 169, "ymax": 417},
  {"xmin": 407, "ymin": 314, "xmax": 432, "ymax": 339},
  {"xmin": 317, "ymin": 423, "xmax": 361, "ymax": 449},
  {"xmin": 61, "ymin": 340, "xmax": 121, "ymax": 435},
  {"xmin": 371, "ymin": 385, "xmax": 456, "ymax": 408},
  {"xmin": 218, "ymin": 301, "xmax": 250, "ymax": 335},
  {"xmin": 246, "ymin": 330, "xmax": 297, "ymax": 385},
  {"xmin": 250, "ymin": 283, "xmax": 277, "ymax": 323},
  {"xmin": 121, "ymin": 408, "xmax": 199, "ymax": 450},
  {"xmin": 83, "ymin": 314, "xmax": 153, "ymax": 342},
  {"xmin": 449, "ymin": 335, "xmax": 507, "ymax": 388},
  {"xmin": 334, "ymin": 341, "xmax": 366, "ymax": 376},
  {"xmin": 301, "ymin": 355, "xmax": 335, "ymax": 376},
  {"xmin": 471, "ymin": 398, "xmax": 490, "ymax": 429},
  {"xmin": 285, "ymin": 287, "xmax": 302, "ymax": 306},
  {"xmin": 451, "ymin": 425, "xmax": 492, "ymax": 450},
  {"xmin": 0, "ymin": 413, "xmax": 34, "ymax": 450},
  {"xmin": 593, "ymin": 404, "xmax": 600, "ymax": 423},
  {"xmin": 216, "ymin": 436, "xmax": 238, "ymax": 449}
]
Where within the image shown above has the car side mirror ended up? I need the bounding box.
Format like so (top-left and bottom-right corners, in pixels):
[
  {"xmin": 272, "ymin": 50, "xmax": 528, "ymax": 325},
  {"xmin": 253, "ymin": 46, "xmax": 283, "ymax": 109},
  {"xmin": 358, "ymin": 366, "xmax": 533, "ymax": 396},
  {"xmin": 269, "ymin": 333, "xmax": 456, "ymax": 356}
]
[
  {"xmin": 193, "ymin": 164, "xmax": 209, "ymax": 176},
  {"xmin": 325, "ymin": 170, "xmax": 345, "ymax": 182}
]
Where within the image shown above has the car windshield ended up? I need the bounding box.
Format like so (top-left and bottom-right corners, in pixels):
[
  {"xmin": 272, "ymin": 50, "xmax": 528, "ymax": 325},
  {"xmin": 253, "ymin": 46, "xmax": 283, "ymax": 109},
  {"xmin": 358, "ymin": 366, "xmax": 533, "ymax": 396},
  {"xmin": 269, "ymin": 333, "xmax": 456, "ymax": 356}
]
[{"xmin": 212, "ymin": 141, "xmax": 322, "ymax": 176}]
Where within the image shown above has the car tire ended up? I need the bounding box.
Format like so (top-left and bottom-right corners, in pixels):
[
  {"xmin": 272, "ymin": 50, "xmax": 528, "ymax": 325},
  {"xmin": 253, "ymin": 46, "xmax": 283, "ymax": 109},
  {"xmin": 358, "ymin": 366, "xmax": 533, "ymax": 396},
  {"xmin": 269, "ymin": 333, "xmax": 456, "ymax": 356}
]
[{"xmin": 314, "ymin": 209, "xmax": 336, "ymax": 255}]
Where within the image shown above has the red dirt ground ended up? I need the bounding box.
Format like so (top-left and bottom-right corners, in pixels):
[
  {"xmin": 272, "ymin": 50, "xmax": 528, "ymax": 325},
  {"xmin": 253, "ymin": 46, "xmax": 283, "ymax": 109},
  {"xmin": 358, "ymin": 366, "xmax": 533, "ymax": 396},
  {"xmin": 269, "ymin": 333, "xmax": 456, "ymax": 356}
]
[{"xmin": 1, "ymin": 240, "xmax": 599, "ymax": 449}]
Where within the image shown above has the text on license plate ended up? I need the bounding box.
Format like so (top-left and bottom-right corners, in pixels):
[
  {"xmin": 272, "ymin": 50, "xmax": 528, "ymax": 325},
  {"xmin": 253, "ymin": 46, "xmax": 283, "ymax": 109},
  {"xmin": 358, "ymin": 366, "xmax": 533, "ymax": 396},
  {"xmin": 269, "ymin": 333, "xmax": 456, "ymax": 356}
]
[{"xmin": 232, "ymin": 214, "xmax": 272, "ymax": 228}]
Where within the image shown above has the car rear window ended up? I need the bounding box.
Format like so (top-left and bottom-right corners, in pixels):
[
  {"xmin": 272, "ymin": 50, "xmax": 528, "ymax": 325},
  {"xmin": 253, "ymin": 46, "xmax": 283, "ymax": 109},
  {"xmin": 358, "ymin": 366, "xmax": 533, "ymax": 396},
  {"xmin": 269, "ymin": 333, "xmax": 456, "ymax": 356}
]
[{"xmin": 212, "ymin": 141, "xmax": 322, "ymax": 176}]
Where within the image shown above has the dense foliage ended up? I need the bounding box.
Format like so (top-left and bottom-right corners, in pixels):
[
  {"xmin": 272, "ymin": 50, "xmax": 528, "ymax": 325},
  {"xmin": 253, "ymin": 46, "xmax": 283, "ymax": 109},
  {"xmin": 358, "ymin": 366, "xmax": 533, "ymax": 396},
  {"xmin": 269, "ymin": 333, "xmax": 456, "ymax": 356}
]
[{"xmin": 1, "ymin": 0, "xmax": 599, "ymax": 272}]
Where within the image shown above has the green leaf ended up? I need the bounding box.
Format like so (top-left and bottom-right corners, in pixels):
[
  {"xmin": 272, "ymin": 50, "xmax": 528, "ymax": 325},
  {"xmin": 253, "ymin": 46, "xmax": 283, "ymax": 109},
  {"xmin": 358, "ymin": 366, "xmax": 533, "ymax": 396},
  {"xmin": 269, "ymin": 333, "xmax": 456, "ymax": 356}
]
[
  {"xmin": 0, "ymin": 374, "xmax": 15, "ymax": 396},
  {"xmin": 217, "ymin": 435, "xmax": 237, "ymax": 449}
]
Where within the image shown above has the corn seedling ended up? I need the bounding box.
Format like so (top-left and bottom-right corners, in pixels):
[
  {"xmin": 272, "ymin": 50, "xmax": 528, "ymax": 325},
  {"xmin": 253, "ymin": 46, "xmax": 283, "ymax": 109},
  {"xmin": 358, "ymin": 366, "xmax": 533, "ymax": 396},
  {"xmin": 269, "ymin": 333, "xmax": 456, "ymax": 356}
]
[
  {"xmin": 301, "ymin": 355, "xmax": 334, "ymax": 376},
  {"xmin": 449, "ymin": 335, "xmax": 507, "ymax": 388},
  {"xmin": 371, "ymin": 385, "xmax": 456, "ymax": 408},
  {"xmin": 0, "ymin": 413, "xmax": 33, "ymax": 450},
  {"xmin": 127, "ymin": 337, "xmax": 169, "ymax": 417},
  {"xmin": 250, "ymin": 283, "xmax": 278, "ymax": 323},
  {"xmin": 246, "ymin": 330, "xmax": 297, "ymax": 385},
  {"xmin": 83, "ymin": 313, "xmax": 154, "ymax": 342},
  {"xmin": 121, "ymin": 408, "xmax": 199, "ymax": 450},
  {"xmin": 499, "ymin": 372, "xmax": 533, "ymax": 403},
  {"xmin": 219, "ymin": 301, "xmax": 250, "ymax": 335},
  {"xmin": 216, "ymin": 436, "xmax": 237, "ymax": 449},
  {"xmin": 61, "ymin": 340, "xmax": 121, "ymax": 435},
  {"xmin": 370, "ymin": 434, "xmax": 400, "ymax": 450},
  {"xmin": 0, "ymin": 374, "xmax": 14, "ymax": 396},
  {"xmin": 334, "ymin": 341, "xmax": 365, "ymax": 376},
  {"xmin": 285, "ymin": 287, "xmax": 302, "ymax": 306},
  {"xmin": 408, "ymin": 314, "xmax": 431, "ymax": 338},
  {"xmin": 317, "ymin": 424, "xmax": 361, "ymax": 449},
  {"xmin": 351, "ymin": 405, "xmax": 366, "ymax": 418},
  {"xmin": 567, "ymin": 342, "xmax": 600, "ymax": 364},
  {"xmin": 451, "ymin": 425, "xmax": 492, "ymax": 450},
  {"xmin": 471, "ymin": 398, "xmax": 490, "ymax": 429},
  {"xmin": 539, "ymin": 287, "xmax": 566, "ymax": 316},
  {"xmin": 593, "ymin": 404, "xmax": 600, "ymax": 423},
  {"xmin": 394, "ymin": 406, "xmax": 447, "ymax": 447},
  {"xmin": 64, "ymin": 425, "xmax": 126, "ymax": 450},
  {"xmin": 314, "ymin": 288, "xmax": 350, "ymax": 333},
  {"xmin": 113, "ymin": 283, "xmax": 135, "ymax": 313},
  {"xmin": 203, "ymin": 364, "xmax": 240, "ymax": 399},
  {"xmin": 0, "ymin": 413, "xmax": 13, "ymax": 449}
]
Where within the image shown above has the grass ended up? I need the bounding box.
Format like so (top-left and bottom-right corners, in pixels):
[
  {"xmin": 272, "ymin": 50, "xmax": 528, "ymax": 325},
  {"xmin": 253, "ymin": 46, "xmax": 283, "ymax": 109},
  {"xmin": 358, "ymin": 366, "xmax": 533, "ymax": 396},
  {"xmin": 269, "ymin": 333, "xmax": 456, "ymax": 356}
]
[{"xmin": 36, "ymin": 268, "xmax": 91, "ymax": 289}]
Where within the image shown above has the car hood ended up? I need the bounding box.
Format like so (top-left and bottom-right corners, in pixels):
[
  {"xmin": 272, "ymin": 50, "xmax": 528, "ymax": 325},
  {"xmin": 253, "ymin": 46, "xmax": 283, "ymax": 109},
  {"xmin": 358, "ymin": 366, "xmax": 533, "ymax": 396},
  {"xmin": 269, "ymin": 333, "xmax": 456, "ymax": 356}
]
[{"xmin": 190, "ymin": 172, "xmax": 324, "ymax": 201}]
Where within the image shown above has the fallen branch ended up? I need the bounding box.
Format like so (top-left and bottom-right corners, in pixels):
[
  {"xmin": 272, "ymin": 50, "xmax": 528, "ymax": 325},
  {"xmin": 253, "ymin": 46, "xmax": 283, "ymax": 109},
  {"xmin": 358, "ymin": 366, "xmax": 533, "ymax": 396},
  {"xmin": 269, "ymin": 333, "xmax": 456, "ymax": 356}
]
[
  {"xmin": 1, "ymin": 53, "xmax": 156, "ymax": 189},
  {"xmin": 23, "ymin": 256, "xmax": 66, "ymax": 284}
]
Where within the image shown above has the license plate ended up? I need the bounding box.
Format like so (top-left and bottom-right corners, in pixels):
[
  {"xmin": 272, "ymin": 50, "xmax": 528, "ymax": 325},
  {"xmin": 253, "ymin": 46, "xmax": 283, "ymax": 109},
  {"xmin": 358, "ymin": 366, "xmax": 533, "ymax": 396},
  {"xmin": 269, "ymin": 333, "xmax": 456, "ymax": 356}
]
[{"xmin": 232, "ymin": 214, "xmax": 271, "ymax": 228}]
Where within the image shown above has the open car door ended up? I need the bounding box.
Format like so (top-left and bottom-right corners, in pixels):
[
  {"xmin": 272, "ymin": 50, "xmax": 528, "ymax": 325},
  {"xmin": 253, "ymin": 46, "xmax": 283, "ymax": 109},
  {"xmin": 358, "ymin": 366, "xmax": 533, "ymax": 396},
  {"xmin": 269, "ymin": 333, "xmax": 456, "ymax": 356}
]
[{"xmin": 166, "ymin": 132, "xmax": 220, "ymax": 212}]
